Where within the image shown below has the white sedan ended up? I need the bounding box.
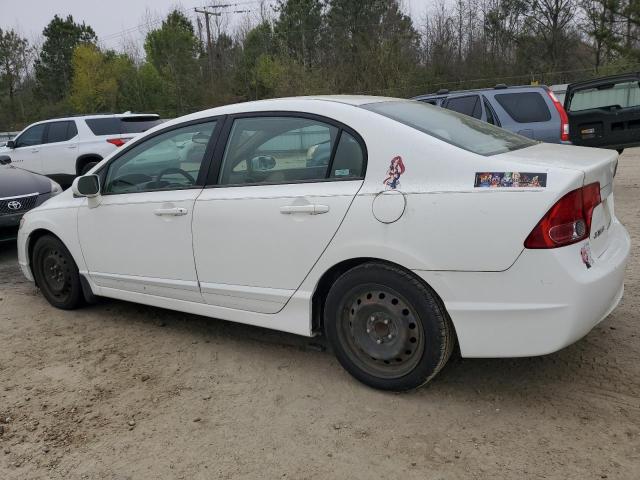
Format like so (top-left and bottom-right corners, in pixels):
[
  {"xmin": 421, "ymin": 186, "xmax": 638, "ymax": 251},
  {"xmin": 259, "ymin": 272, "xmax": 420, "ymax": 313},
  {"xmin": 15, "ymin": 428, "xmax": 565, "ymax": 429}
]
[{"xmin": 16, "ymin": 96, "xmax": 630, "ymax": 391}]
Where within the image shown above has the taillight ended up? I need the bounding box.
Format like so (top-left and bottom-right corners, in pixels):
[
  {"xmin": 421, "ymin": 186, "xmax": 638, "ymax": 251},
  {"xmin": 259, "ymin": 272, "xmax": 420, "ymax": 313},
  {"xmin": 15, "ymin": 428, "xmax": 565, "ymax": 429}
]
[
  {"xmin": 547, "ymin": 89, "xmax": 570, "ymax": 142},
  {"xmin": 106, "ymin": 138, "xmax": 129, "ymax": 147},
  {"xmin": 524, "ymin": 182, "xmax": 601, "ymax": 249}
]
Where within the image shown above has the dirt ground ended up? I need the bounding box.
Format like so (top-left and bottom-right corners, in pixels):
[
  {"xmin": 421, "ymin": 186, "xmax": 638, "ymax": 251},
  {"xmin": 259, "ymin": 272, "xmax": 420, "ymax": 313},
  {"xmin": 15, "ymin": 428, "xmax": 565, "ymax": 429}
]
[{"xmin": 1, "ymin": 151, "xmax": 639, "ymax": 480}]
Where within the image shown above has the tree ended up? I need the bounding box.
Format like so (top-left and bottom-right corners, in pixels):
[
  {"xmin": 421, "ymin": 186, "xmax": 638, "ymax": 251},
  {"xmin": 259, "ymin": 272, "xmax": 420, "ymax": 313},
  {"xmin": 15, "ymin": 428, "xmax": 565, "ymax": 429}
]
[
  {"xmin": 0, "ymin": 28, "xmax": 30, "ymax": 124},
  {"xmin": 34, "ymin": 15, "xmax": 96, "ymax": 103},
  {"xmin": 144, "ymin": 10, "xmax": 202, "ymax": 115},
  {"xmin": 273, "ymin": 0, "xmax": 324, "ymax": 68}
]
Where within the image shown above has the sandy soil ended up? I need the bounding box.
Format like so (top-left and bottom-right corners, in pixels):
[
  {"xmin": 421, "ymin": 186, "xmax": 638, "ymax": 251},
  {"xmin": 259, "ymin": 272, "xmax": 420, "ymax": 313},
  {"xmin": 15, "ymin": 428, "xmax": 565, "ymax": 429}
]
[{"xmin": 1, "ymin": 150, "xmax": 639, "ymax": 480}]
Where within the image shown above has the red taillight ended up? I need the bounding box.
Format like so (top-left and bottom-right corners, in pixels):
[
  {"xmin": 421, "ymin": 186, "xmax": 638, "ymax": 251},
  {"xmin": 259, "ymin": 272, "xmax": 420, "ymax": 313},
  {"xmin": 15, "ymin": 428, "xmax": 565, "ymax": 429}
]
[
  {"xmin": 547, "ymin": 89, "xmax": 570, "ymax": 142},
  {"xmin": 524, "ymin": 182, "xmax": 601, "ymax": 249},
  {"xmin": 106, "ymin": 138, "xmax": 129, "ymax": 147}
]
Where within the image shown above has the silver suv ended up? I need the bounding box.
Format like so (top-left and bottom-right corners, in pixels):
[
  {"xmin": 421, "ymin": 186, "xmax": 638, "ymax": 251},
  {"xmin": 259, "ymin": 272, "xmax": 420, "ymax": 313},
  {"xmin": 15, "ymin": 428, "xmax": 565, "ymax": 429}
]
[
  {"xmin": 413, "ymin": 85, "xmax": 570, "ymax": 144},
  {"xmin": 0, "ymin": 113, "xmax": 162, "ymax": 186}
]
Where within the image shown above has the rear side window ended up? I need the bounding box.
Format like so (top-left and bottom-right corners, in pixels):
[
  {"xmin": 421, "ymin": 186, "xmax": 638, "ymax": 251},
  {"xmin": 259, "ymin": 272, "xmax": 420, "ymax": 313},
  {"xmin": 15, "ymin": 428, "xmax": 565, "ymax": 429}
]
[
  {"xmin": 330, "ymin": 132, "xmax": 364, "ymax": 178},
  {"xmin": 46, "ymin": 121, "xmax": 77, "ymax": 143},
  {"xmin": 445, "ymin": 95, "xmax": 482, "ymax": 119},
  {"xmin": 495, "ymin": 92, "xmax": 551, "ymax": 123},
  {"xmin": 362, "ymin": 100, "xmax": 536, "ymax": 156},
  {"xmin": 85, "ymin": 116, "xmax": 162, "ymax": 136}
]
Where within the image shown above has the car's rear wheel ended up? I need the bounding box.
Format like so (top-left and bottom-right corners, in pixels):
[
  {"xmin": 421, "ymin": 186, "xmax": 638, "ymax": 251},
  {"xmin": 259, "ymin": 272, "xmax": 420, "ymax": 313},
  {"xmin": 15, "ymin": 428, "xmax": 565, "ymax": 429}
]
[
  {"xmin": 32, "ymin": 235, "xmax": 83, "ymax": 310},
  {"xmin": 324, "ymin": 263, "xmax": 454, "ymax": 391}
]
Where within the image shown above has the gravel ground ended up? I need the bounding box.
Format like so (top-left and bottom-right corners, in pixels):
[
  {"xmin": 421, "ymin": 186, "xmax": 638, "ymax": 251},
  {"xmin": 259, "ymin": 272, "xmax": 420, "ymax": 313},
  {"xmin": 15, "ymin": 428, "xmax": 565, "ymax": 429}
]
[{"xmin": 0, "ymin": 149, "xmax": 639, "ymax": 480}]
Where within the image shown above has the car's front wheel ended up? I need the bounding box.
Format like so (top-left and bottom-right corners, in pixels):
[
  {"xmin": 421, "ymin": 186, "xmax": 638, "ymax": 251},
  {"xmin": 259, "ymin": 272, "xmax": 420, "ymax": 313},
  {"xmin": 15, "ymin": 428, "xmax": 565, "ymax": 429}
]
[
  {"xmin": 32, "ymin": 235, "xmax": 83, "ymax": 310},
  {"xmin": 324, "ymin": 263, "xmax": 454, "ymax": 391}
]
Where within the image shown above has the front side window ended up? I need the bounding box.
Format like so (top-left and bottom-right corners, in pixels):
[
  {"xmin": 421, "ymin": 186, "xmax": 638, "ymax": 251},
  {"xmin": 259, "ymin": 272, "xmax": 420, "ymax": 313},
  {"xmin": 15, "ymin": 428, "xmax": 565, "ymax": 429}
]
[
  {"xmin": 219, "ymin": 116, "xmax": 341, "ymax": 185},
  {"xmin": 362, "ymin": 100, "xmax": 536, "ymax": 156},
  {"xmin": 15, "ymin": 124, "xmax": 46, "ymax": 148},
  {"xmin": 104, "ymin": 121, "xmax": 216, "ymax": 194},
  {"xmin": 47, "ymin": 121, "xmax": 77, "ymax": 143}
]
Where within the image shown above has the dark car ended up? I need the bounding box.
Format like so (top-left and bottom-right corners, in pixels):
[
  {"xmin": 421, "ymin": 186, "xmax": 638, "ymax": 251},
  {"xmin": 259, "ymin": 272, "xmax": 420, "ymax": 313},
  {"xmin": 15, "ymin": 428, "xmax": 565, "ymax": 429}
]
[
  {"xmin": 0, "ymin": 155, "xmax": 62, "ymax": 241},
  {"xmin": 563, "ymin": 72, "xmax": 640, "ymax": 152},
  {"xmin": 413, "ymin": 84, "xmax": 570, "ymax": 144}
]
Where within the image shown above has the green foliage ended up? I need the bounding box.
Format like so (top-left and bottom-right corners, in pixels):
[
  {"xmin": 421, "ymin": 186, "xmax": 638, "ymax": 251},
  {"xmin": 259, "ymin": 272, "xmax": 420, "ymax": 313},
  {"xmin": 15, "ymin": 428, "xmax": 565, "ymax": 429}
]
[
  {"xmin": 0, "ymin": 28, "xmax": 30, "ymax": 127},
  {"xmin": 34, "ymin": 15, "xmax": 96, "ymax": 104},
  {"xmin": 144, "ymin": 10, "xmax": 202, "ymax": 115}
]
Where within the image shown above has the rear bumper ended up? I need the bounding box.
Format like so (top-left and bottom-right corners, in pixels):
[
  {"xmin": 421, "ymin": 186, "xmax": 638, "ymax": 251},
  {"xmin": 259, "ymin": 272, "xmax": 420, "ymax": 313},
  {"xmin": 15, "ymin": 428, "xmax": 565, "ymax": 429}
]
[{"xmin": 414, "ymin": 220, "xmax": 630, "ymax": 357}]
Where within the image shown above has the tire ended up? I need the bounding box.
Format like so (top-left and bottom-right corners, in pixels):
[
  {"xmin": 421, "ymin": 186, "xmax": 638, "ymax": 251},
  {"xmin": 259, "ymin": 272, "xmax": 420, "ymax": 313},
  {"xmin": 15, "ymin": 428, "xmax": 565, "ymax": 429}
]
[
  {"xmin": 324, "ymin": 262, "xmax": 454, "ymax": 391},
  {"xmin": 32, "ymin": 235, "xmax": 84, "ymax": 310},
  {"xmin": 79, "ymin": 161, "xmax": 98, "ymax": 175}
]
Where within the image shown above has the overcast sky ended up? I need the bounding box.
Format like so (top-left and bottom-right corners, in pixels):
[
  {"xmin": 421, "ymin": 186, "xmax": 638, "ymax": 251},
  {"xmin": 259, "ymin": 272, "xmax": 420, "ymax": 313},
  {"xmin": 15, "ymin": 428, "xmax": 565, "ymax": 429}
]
[{"xmin": 0, "ymin": 0, "xmax": 427, "ymax": 51}]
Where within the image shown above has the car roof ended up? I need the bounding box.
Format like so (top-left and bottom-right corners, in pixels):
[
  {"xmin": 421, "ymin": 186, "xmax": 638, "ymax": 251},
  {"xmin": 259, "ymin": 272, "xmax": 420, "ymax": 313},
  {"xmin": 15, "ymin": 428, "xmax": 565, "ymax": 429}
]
[
  {"xmin": 32, "ymin": 113, "xmax": 160, "ymax": 124},
  {"xmin": 413, "ymin": 84, "xmax": 549, "ymax": 100}
]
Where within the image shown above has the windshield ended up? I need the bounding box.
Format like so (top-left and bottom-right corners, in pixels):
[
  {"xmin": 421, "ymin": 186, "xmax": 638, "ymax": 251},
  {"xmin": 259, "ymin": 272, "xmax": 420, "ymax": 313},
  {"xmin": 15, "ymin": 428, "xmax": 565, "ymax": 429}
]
[{"xmin": 361, "ymin": 100, "xmax": 536, "ymax": 156}]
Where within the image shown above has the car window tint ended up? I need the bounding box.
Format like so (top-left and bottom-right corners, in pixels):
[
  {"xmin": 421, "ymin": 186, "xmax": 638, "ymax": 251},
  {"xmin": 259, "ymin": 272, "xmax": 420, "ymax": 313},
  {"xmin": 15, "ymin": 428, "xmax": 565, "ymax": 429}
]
[
  {"xmin": 568, "ymin": 80, "xmax": 640, "ymax": 112},
  {"xmin": 47, "ymin": 121, "xmax": 76, "ymax": 143},
  {"xmin": 15, "ymin": 124, "xmax": 46, "ymax": 147},
  {"xmin": 495, "ymin": 92, "xmax": 551, "ymax": 123},
  {"xmin": 330, "ymin": 132, "xmax": 364, "ymax": 178},
  {"xmin": 483, "ymin": 97, "xmax": 497, "ymax": 126},
  {"xmin": 445, "ymin": 95, "xmax": 481, "ymax": 119},
  {"xmin": 85, "ymin": 117, "xmax": 162, "ymax": 135},
  {"xmin": 219, "ymin": 117, "xmax": 338, "ymax": 186},
  {"xmin": 362, "ymin": 100, "xmax": 536, "ymax": 156},
  {"xmin": 104, "ymin": 121, "xmax": 216, "ymax": 194}
]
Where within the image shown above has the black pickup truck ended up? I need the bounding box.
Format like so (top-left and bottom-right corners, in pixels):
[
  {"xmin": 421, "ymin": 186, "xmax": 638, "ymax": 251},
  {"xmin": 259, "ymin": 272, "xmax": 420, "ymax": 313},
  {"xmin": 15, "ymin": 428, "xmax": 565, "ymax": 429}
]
[{"xmin": 564, "ymin": 73, "xmax": 640, "ymax": 153}]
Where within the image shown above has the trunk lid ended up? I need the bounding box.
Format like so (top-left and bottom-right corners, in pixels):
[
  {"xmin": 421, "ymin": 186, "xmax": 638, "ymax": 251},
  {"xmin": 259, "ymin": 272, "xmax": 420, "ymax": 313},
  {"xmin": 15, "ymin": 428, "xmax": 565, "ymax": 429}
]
[{"xmin": 498, "ymin": 143, "xmax": 617, "ymax": 258}]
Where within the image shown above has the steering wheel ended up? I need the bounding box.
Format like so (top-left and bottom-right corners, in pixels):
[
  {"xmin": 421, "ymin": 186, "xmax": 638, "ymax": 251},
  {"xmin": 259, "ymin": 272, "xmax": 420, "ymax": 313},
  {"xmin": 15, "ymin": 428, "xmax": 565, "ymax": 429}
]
[{"xmin": 156, "ymin": 167, "xmax": 196, "ymax": 186}]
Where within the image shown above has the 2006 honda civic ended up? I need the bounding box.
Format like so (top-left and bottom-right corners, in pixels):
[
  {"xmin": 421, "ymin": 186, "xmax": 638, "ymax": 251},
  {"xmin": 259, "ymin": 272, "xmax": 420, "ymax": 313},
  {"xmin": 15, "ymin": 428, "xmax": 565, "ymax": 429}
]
[{"xmin": 17, "ymin": 96, "xmax": 630, "ymax": 391}]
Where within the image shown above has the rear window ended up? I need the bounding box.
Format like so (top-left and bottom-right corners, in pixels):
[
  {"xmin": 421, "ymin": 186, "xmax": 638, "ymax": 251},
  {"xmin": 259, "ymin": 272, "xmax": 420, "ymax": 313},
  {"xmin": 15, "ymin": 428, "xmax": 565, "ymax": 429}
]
[
  {"xmin": 495, "ymin": 92, "xmax": 551, "ymax": 123},
  {"xmin": 568, "ymin": 80, "xmax": 640, "ymax": 112},
  {"xmin": 362, "ymin": 100, "xmax": 536, "ymax": 156},
  {"xmin": 85, "ymin": 116, "xmax": 161, "ymax": 136}
]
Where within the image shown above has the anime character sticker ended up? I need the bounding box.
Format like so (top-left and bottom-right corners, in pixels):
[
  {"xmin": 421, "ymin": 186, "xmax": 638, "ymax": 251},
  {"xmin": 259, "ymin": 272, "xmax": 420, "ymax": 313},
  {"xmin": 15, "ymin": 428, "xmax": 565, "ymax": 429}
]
[
  {"xmin": 383, "ymin": 156, "xmax": 405, "ymax": 190},
  {"xmin": 580, "ymin": 244, "xmax": 593, "ymax": 269},
  {"xmin": 474, "ymin": 172, "xmax": 547, "ymax": 188}
]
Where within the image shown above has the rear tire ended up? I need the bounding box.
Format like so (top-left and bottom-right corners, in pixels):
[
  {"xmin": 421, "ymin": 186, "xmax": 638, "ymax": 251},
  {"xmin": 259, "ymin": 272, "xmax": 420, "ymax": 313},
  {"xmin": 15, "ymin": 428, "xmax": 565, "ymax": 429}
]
[
  {"xmin": 324, "ymin": 262, "xmax": 454, "ymax": 391},
  {"xmin": 32, "ymin": 235, "xmax": 83, "ymax": 310}
]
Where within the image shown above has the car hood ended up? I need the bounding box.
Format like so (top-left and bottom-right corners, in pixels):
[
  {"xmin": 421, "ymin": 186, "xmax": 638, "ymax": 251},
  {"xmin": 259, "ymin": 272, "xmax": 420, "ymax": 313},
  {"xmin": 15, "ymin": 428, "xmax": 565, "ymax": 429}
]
[{"xmin": 0, "ymin": 165, "xmax": 51, "ymax": 198}]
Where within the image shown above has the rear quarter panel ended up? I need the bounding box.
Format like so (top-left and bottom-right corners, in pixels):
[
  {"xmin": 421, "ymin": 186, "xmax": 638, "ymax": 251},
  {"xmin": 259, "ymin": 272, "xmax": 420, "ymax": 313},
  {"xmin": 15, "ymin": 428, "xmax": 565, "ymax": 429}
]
[{"xmin": 310, "ymin": 115, "xmax": 583, "ymax": 274}]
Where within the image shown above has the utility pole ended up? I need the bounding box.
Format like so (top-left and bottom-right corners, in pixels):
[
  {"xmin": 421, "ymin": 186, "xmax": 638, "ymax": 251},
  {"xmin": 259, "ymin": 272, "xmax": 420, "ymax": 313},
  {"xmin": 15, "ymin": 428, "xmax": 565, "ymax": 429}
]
[{"xmin": 194, "ymin": 7, "xmax": 220, "ymax": 86}]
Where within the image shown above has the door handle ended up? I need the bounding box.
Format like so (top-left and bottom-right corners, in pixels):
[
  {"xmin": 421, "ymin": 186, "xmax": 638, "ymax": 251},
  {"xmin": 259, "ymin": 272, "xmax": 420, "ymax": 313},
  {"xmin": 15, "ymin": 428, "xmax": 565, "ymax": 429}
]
[
  {"xmin": 154, "ymin": 207, "xmax": 188, "ymax": 216},
  {"xmin": 67, "ymin": 145, "xmax": 76, "ymax": 149},
  {"xmin": 31, "ymin": 149, "xmax": 39, "ymax": 153},
  {"xmin": 279, "ymin": 204, "xmax": 329, "ymax": 215}
]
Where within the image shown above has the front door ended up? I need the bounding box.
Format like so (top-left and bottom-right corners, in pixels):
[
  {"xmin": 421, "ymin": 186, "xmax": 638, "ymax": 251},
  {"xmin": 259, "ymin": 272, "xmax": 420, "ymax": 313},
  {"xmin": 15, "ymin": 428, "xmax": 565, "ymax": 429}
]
[
  {"xmin": 9, "ymin": 123, "xmax": 47, "ymax": 173},
  {"xmin": 193, "ymin": 114, "xmax": 366, "ymax": 313},
  {"xmin": 77, "ymin": 119, "xmax": 219, "ymax": 302}
]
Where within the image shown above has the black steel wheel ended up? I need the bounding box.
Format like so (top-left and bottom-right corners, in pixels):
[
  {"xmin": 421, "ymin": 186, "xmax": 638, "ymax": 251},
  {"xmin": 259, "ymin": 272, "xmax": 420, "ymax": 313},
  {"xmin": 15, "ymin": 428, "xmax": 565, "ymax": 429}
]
[
  {"xmin": 324, "ymin": 263, "xmax": 454, "ymax": 391},
  {"xmin": 32, "ymin": 235, "xmax": 83, "ymax": 310}
]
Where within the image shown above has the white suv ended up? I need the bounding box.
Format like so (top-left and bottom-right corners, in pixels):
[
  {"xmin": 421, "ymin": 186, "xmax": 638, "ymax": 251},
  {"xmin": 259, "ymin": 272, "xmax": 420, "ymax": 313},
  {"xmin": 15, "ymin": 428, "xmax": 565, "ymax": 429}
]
[{"xmin": 1, "ymin": 113, "xmax": 162, "ymax": 186}]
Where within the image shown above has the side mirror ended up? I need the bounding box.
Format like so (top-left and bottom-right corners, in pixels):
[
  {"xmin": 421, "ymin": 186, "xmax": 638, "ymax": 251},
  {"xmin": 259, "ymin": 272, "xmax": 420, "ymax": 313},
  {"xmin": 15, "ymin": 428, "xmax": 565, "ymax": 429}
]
[
  {"xmin": 72, "ymin": 175, "xmax": 100, "ymax": 197},
  {"xmin": 250, "ymin": 155, "xmax": 276, "ymax": 171},
  {"xmin": 6, "ymin": 140, "xmax": 15, "ymax": 149},
  {"xmin": 0, "ymin": 155, "xmax": 11, "ymax": 165}
]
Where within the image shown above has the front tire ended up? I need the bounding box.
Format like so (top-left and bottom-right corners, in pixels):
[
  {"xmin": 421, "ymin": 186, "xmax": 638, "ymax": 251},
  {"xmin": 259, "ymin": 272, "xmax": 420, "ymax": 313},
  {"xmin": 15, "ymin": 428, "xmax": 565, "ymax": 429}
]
[
  {"xmin": 324, "ymin": 263, "xmax": 454, "ymax": 391},
  {"xmin": 79, "ymin": 161, "xmax": 98, "ymax": 175},
  {"xmin": 32, "ymin": 235, "xmax": 83, "ymax": 310}
]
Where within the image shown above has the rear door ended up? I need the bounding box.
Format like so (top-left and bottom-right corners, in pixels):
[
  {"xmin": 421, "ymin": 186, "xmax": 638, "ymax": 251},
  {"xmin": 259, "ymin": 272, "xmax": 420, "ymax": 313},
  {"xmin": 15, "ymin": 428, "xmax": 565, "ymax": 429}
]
[
  {"xmin": 192, "ymin": 113, "xmax": 366, "ymax": 314},
  {"xmin": 39, "ymin": 120, "xmax": 78, "ymax": 176},
  {"xmin": 565, "ymin": 74, "xmax": 640, "ymax": 150}
]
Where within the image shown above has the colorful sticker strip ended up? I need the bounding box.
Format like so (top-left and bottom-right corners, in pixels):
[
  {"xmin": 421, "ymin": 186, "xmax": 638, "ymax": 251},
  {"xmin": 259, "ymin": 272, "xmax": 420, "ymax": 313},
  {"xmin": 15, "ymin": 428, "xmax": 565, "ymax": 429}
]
[{"xmin": 474, "ymin": 172, "xmax": 547, "ymax": 188}]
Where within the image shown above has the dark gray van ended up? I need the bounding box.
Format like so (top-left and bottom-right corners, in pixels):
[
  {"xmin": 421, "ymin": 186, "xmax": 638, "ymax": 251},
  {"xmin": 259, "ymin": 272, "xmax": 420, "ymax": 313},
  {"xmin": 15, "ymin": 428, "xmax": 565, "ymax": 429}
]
[{"xmin": 413, "ymin": 85, "xmax": 570, "ymax": 144}]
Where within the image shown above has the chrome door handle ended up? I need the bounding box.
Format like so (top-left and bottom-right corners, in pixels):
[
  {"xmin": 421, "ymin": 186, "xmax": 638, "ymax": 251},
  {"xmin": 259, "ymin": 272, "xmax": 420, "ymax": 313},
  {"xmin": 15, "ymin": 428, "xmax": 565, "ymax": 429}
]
[
  {"xmin": 279, "ymin": 204, "xmax": 329, "ymax": 215},
  {"xmin": 154, "ymin": 207, "xmax": 188, "ymax": 216}
]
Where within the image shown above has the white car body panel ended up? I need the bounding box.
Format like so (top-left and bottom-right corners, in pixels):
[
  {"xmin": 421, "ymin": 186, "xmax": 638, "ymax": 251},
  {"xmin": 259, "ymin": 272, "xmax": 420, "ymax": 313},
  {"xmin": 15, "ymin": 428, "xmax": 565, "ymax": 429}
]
[{"xmin": 17, "ymin": 96, "xmax": 630, "ymax": 356}]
